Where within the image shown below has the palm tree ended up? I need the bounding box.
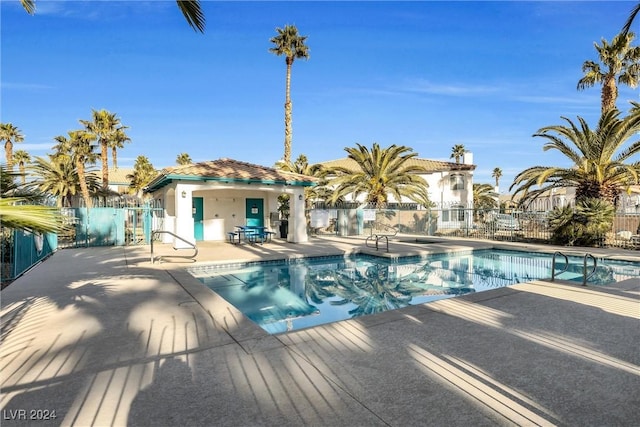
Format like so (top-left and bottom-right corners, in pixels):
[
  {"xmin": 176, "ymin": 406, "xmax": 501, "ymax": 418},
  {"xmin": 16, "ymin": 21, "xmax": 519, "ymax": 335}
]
[
  {"xmin": 81, "ymin": 109, "xmax": 126, "ymax": 188},
  {"xmin": 473, "ymin": 183, "xmax": 498, "ymax": 210},
  {"xmin": 326, "ymin": 143, "xmax": 430, "ymax": 207},
  {"xmin": 269, "ymin": 25, "xmax": 310, "ymax": 163},
  {"xmin": 13, "ymin": 150, "xmax": 31, "ymax": 184},
  {"xmin": 577, "ymin": 32, "xmax": 640, "ymax": 113},
  {"xmin": 27, "ymin": 155, "xmax": 100, "ymax": 208},
  {"xmin": 176, "ymin": 153, "xmax": 192, "ymax": 165},
  {"xmin": 0, "ymin": 123, "xmax": 24, "ymax": 170},
  {"xmin": 622, "ymin": 3, "xmax": 640, "ymax": 36},
  {"xmin": 109, "ymin": 126, "xmax": 131, "ymax": 169},
  {"xmin": 19, "ymin": 0, "xmax": 205, "ymax": 32},
  {"xmin": 450, "ymin": 144, "xmax": 466, "ymax": 163},
  {"xmin": 491, "ymin": 167, "xmax": 503, "ymax": 188},
  {"xmin": 28, "ymin": 156, "xmax": 78, "ymax": 208},
  {"xmin": 59, "ymin": 130, "xmax": 98, "ymax": 209},
  {"xmin": 510, "ymin": 103, "xmax": 640, "ymax": 206},
  {"xmin": 127, "ymin": 156, "xmax": 157, "ymax": 197}
]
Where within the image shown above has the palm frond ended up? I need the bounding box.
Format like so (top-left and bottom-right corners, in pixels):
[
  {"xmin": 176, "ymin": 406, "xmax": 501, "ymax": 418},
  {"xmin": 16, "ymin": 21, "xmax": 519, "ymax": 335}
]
[
  {"xmin": 0, "ymin": 197, "xmax": 64, "ymax": 233},
  {"xmin": 176, "ymin": 0, "xmax": 205, "ymax": 33}
]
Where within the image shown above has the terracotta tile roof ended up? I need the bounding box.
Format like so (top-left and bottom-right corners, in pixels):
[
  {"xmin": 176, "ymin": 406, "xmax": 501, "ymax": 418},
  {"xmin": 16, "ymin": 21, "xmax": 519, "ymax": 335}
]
[
  {"xmin": 107, "ymin": 168, "xmax": 136, "ymax": 184},
  {"xmin": 146, "ymin": 158, "xmax": 318, "ymax": 192},
  {"xmin": 88, "ymin": 168, "xmax": 137, "ymax": 185},
  {"xmin": 318, "ymin": 157, "xmax": 475, "ymax": 172}
]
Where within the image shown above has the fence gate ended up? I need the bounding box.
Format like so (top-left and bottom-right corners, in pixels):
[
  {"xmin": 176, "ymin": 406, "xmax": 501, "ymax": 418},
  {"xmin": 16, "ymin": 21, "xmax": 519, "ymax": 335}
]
[{"xmin": 58, "ymin": 205, "xmax": 163, "ymax": 248}]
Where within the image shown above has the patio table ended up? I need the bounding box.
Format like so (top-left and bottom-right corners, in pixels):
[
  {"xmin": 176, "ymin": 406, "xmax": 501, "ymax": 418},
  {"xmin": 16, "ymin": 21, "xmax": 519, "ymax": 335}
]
[{"xmin": 235, "ymin": 226, "xmax": 269, "ymax": 244}]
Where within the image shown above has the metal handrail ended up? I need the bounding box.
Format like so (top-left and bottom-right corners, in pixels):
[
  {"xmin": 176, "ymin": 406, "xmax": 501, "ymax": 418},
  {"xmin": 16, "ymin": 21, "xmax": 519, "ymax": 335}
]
[
  {"xmin": 551, "ymin": 251, "xmax": 569, "ymax": 281},
  {"xmin": 551, "ymin": 251, "xmax": 598, "ymax": 286},
  {"xmin": 582, "ymin": 253, "xmax": 597, "ymax": 286},
  {"xmin": 150, "ymin": 230, "xmax": 198, "ymax": 264},
  {"xmin": 365, "ymin": 234, "xmax": 389, "ymax": 252}
]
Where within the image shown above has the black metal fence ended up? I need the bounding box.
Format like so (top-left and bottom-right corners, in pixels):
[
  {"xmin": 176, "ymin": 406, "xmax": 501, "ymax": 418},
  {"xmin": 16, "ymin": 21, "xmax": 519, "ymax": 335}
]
[{"xmin": 308, "ymin": 204, "xmax": 640, "ymax": 250}]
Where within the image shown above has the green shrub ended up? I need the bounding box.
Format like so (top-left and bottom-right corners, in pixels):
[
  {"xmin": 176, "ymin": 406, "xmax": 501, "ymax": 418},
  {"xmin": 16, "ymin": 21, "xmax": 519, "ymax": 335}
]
[{"xmin": 548, "ymin": 198, "xmax": 615, "ymax": 246}]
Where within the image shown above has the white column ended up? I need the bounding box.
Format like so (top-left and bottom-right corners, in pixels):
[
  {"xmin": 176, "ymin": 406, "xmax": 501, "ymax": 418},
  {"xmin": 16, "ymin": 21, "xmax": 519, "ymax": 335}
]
[
  {"xmin": 174, "ymin": 184, "xmax": 195, "ymax": 248},
  {"xmin": 288, "ymin": 189, "xmax": 308, "ymax": 243}
]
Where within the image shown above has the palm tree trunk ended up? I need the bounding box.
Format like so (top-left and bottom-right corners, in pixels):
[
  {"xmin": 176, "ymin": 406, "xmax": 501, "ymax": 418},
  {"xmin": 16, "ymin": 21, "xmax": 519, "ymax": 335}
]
[
  {"xmin": 77, "ymin": 160, "xmax": 92, "ymax": 209},
  {"xmin": 112, "ymin": 147, "xmax": 118, "ymax": 169},
  {"xmin": 5, "ymin": 141, "xmax": 13, "ymax": 170},
  {"xmin": 101, "ymin": 139, "xmax": 109, "ymax": 188},
  {"xmin": 19, "ymin": 165, "xmax": 26, "ymax": 184},
  {"xmin": 602, "ymin": 74, "xmax": 618, "ymax": 113},
  {"xmin": 284, "ymin": 59, "xmax": 293, "ymax": 163}
]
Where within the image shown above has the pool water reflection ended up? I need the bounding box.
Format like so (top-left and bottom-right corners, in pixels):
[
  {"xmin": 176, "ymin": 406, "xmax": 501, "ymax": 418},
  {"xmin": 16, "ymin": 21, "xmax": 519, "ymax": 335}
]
[{"xmin": 188, "ymin": 250, "xmax": 639, "ymax": 334}]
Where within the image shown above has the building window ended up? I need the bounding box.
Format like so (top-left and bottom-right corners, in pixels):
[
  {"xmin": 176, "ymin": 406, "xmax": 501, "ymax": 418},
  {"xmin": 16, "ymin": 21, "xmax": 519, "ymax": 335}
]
[
  {"xmin": 450, "ymin": 174, "xmax": 464, "ymax": 190},
  {"xmin": 453, "ymin": 205, "xmax": 465, "ymax": 221},
  {"xmin": 442, "ymin": 205, "xmax": 465, "ymax": 222}
]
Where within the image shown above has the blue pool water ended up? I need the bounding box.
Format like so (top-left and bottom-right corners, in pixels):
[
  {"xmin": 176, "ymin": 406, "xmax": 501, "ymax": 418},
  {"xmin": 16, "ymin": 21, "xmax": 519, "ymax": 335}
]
[{"xmin": 188, "ymin": 250, "xmax": 640, "ymax": 334}]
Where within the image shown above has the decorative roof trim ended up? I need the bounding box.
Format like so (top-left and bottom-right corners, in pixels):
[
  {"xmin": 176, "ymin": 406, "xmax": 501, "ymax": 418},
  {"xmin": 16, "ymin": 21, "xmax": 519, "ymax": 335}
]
[{"xmin": 144, "ymin": 158, "xmax": 318, "ymax": 193}]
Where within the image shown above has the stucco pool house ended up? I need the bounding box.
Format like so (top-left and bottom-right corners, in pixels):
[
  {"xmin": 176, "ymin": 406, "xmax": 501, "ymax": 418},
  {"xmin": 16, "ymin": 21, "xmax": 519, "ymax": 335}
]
[{"xmin": 144, "ymin": 158, "xmax": 317, "ymax": 246}]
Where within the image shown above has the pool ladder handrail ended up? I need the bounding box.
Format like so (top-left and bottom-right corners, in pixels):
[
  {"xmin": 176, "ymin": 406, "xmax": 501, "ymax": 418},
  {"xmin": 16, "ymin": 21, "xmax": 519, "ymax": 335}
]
[
  {"xmin": 365, "ymin": 234, "xmax": 389, "ymax": 252},
  {"xmin": 551, "ymin": 251, "xmax": 597, "ymax": 286},
  {"xmin": 150, "ymin": 230, "xmax": 198, "ymax": 264}
]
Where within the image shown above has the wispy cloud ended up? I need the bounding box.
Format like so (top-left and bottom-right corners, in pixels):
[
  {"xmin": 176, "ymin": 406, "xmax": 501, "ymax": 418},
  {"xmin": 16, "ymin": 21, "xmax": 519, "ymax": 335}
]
[
  {"xmin": 395, "ymin": 79, "xmax": 501, "ymax": 97},
  {"xmin": 28, "ymin": 0, "xmax": 155, "ymax": 20}
]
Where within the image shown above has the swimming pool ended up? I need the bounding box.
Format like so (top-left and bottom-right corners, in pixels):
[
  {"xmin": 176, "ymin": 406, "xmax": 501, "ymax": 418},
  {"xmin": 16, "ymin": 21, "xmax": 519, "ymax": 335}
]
[{"xmin": 188, "ymin": 249, "xmax": 640, "ymax": 334}]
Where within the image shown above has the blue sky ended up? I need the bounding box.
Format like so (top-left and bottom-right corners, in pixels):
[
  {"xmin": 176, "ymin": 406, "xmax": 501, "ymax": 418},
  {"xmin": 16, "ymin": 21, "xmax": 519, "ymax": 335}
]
[{"xmin": 1, "ymin": 1, "xmax": 638, "ymax": 193}]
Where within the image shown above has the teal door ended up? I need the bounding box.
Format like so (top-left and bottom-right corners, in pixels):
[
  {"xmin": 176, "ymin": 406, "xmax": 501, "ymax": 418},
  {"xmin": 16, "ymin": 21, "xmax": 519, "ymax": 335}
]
[
  {"xmin": 245, "ymin": 198, "xmax": 264, "ymax": 227},
  {"xmin": 193, "ymin": 197, "xmax": 204, "ymax": 241}
]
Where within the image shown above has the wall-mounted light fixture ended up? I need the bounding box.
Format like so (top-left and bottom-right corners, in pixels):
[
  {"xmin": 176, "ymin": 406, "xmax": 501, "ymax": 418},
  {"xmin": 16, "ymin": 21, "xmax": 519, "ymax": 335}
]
[
  {"xmin": 181, "ymin": 191, "xmax": 187, "ymax": 198},
  {"xmin": 298, "ymin": 194, "xmax": 303, "ymax": 201}
]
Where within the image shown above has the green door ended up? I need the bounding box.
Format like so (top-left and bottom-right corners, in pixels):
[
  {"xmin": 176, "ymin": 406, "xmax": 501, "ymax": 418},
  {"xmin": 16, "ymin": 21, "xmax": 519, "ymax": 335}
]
[
  {"xmin": 193, "ymin": 197, "xmax": 204, "ymax": 241},
  {"xmin": 245, "ymin": 198, "xmax": 264, "ymax": 227}
]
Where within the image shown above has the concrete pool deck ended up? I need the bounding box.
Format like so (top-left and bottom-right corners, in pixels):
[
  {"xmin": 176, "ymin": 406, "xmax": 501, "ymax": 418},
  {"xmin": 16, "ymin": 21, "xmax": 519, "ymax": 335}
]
[{"xmin": 1, "ymin": 236, "xmax": 639, "ymax": 426}]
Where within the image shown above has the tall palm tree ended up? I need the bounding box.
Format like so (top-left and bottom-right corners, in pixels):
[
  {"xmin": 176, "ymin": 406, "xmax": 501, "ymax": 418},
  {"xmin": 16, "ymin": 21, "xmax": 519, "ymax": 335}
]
[
  {"xmin": 109, "ymin": 126, "xmax": 131, "ymax": 169},
  {"xmin": 19, "ymin": 0, "xmax": 205, "ymax": 32},
  {"xmin": 510, "ymin": 103, "xmax": 640, "ymax": 206},
  {"xmin": 269, "ymin": 25, "xmax": 310, "ymax": 163},
  {"xmin": 577, "ymin": 32, "xmax": 640, "ymax": 113},
  {"xmin": 127, "ymin": 155, "xmax": 157, "ymax": 197},
  {"xmin": 326, "ymin": 143, "xmax": 430, "ymax": 207},
  {"xmin": 176, "ymin": 152, "xmax": 192, "ymax": 165},
  {"xmin": 450, "ymin": 144, "xmax": 466, "ymax": 163},
  {"xmin": 80, "ymin": 109, "xmax": 125, "ymax": 188},
  {"xmin": 13, "ymin": 150, "xmax": 31, "ymax": 184},
  {"xmin": 0, "ymin": 123, "xmax": 24, "ymax": 171},
  {"xmin": 59, "ymin": 131, "xmax": 98, "ymax": 209},
  {"xmin": 622, "ymin": 2, "xmax": 640, "ymax": 36},
  {"xmin": 491, "ymin": 167, "xmax": 503, "ymax": 187}
]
